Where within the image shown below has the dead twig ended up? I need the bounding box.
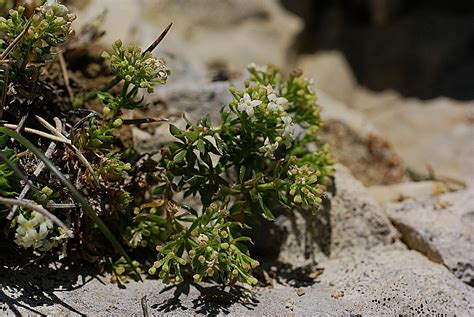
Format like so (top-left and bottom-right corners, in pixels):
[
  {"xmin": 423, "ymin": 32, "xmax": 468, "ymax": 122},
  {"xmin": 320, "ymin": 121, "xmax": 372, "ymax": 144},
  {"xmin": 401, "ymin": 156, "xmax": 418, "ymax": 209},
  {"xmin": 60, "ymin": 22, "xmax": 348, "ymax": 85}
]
[
  {"xmin": 141, "ymin": 295, "xmax": 149, "ymax": 317},
  {"xmin": 36, "ymin": 115, "xmax": 100, "ymax": 187},
  {"xmin": 122, "ymin": 117, "xmax": 168, "ymax": 125},
  {"xmin": 58, "ymin": 52, "xmax": 75, "ymax": 103},
  {"xmin": 145, "ymin": 22, "xmax": 173, "ymax": 54},
  {"xmin": 7, "ymin": 142, "xmax": 57, "ymax": 220},
  {"xmin": 46, "ymin": 202, "xmax": 79, "ymax": 209},
  {"xmin": 3, "ymin": 123, "xmax": 71, "ymax": 144}
]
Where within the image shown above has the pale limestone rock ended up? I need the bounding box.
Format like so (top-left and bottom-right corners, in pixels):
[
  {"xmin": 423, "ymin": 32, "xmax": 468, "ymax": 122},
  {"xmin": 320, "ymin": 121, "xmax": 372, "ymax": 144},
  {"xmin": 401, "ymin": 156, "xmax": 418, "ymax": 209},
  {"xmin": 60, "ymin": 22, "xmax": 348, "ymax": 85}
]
[
  {"xmin": 384, "ymin": 188, "xmax": 474, "ymax": 286},
  {"xmin": 369, "ymin": 181, "xmax": 450, "ymax": 204},
  {"xmin": 299, "ymin": 52, "xmax": 357, "ymax": 105}
]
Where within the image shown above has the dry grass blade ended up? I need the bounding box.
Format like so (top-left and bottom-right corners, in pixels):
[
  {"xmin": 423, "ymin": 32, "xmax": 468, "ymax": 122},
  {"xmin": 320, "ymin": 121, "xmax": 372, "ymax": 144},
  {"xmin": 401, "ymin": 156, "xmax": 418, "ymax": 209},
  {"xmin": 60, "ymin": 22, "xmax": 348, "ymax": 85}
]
[
  {"xmin": 35, "ymin": 115, "xmax": 100, "ymax": 186},
  {"xmin": 58, "ymin": 52, "xmax": 75, "ymax": 102},
  {"xmin": 145, "ymin": 22, "xmax": 173, "ymax": 54}
]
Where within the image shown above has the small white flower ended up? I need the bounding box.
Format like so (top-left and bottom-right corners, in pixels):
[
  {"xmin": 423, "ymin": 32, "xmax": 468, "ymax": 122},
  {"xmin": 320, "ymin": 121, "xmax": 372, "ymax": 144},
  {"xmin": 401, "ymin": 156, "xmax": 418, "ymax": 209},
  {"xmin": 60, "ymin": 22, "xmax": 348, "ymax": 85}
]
[
  {"xmin": 14, "ymin": 211, "xmax": 60, "ymax": 252},
  {"xmin": 197, "ymin": 234, "xmax": 209, "ymax": 245},
  {"xmin": 281, "ymin": 115, "xmax": 293, "ymax": 126},
  {"xmin": 279, "ymin": 116, "xmax": 295, "ymax": 147},
  {"xmin": 302, "ymin": 77, "xmax": 316, "ymax": 94},
  {"xmin": 238, "ymin": 93, "xmax": 262, "ymax": 117},
  {"xmin": 267, "ymin": 93, "xmax": 287, "ymax": 112},
  {"xmin": 248, "ymin": 63, "xmax": 267, "ymax": 73},
  {"xmin": 259, "ymin": 138, "xmax": 279, "ymax": 158}
]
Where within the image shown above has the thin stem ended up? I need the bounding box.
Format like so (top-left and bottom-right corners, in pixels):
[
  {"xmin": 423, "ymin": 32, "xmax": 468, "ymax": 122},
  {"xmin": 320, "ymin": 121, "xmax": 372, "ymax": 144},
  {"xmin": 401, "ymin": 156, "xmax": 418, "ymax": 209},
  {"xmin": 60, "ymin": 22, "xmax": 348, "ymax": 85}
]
[
  {"xmin": 82, "ymin": 77, "xmax": 121, "ymax": 103},
  {"xmin": 0, "ymin": 17, "xmax": 33, "ymax": 61}
]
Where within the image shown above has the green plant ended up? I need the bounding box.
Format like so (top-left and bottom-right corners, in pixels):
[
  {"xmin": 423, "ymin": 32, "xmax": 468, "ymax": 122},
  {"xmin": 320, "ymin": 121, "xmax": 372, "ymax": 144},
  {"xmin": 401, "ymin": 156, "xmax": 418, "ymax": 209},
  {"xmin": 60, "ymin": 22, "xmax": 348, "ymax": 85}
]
[
  {"xmin": 0, "ymin": 2, "xmax": 75, "ymax": 71},
  {"xmin": 0, "ymin": 1, "xmax": 334, "ymax": 286},
  {"xmin": 129, "ymin": 64, "xmax": 334, "ymax": 285}
]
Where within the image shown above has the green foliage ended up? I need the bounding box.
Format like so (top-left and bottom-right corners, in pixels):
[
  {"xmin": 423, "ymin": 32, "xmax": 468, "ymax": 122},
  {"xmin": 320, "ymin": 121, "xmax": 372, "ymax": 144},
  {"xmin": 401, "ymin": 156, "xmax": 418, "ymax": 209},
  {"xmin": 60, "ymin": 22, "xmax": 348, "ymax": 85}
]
[
  {"xmin": 0, "ymin": 134, "xmax": 17, "ymax": 197},
  {"xmin": 0, "ymin": 1, "xmax": 334, "ymax": 287},
  {"xmin": 102, "ymin": 39, "xmax": 169, "ymax": 93},
  {"xmin": 127, "ymin": 64, "xmax": 334, "ymax": 284},
  {"xmin": 0, "ymin": 3, "xmax": 75, "ymax": 69}
]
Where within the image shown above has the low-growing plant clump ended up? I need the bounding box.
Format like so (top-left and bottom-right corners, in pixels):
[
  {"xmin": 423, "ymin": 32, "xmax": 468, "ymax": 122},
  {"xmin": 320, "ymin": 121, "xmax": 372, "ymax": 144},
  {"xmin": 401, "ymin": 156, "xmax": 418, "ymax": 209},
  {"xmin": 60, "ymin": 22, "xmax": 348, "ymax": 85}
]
[{"xmin": 0, "ymin": 1, "xmax": 334, "ymax": 285}]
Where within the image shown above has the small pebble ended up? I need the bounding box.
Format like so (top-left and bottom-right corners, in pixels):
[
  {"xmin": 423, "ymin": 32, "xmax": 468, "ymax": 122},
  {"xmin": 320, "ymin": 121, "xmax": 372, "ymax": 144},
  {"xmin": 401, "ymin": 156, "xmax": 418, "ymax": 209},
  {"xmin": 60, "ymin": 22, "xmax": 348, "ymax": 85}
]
[
  {"xmin": 285, "ymin": 298, "xmax": 295, "ymax": 311},
  {"xmin": 308, "ymin": 269, "xmax": 324, "ymax": 280},
  {"xmin": 296, "ymin": 288, "xmax": 305, "ymax": 296},
  {"xmin": 331, "ymin": 289, "xmax": 344, "ymax": 299}
]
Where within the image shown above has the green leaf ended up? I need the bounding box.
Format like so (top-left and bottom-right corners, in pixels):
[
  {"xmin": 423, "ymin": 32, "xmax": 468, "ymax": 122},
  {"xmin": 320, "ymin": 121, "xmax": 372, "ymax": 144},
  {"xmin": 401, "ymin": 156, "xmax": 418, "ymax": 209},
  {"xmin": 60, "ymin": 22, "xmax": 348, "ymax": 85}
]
[
  {"xmin": 97, "ymin": 91, "xmax": 113, "ymax": 101},
  {"xmin": 134, "ymin": 214, "xmax": 167, "ymax": 225},
  {"xmin": 239, "ymin": 166, "xmax": 246, "ymax": 182},
  {"xmin": 204, "ymin": 139, "xmax": 221, "ymax": 155},
  {"xmin": 258, "ymin": 194, "xmax": 275, "ymax": 220},
  {"xmin": 174, "ymin": 150, "xmax": 187, "ymax": 163},
  {"xmin": 197, "ymin": 139, "xmax": 205, "ymax": 154},
  {"xmin": 232, "ymin": 236, "xmax": 253, "ymax": 243},
  {"xmin": 0, "ymin": 127, "xmax": 142, "ymax": 281},
  {"xmin": 185, "ymin": 131, "xmax": 199, "ymax": 142},
  {"xmin": 249, "ymin": 188, "xmax": 258, "ymax": 202},
  {"xmin": 169, "ymin": 124, "xmax": 182, "ymax": 138}
]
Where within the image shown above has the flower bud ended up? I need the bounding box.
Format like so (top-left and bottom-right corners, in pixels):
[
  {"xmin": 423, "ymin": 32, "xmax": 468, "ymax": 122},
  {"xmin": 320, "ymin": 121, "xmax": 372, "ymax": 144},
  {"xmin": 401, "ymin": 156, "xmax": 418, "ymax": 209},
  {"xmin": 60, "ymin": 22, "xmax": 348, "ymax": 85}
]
[
  {"xmin": 116, "ymin": 266, "xmax": 125, "ymax": 275},
  {"xmin": 113, "ymin": 118, "xmax": 123, "ymax": 128},
  {"xmin": 102, "ymin": 106, "xmax": 111, "ymax": 116},
  {"xmin": 198, "ymin": 255, "xmax": 206, "ymax": 264}
]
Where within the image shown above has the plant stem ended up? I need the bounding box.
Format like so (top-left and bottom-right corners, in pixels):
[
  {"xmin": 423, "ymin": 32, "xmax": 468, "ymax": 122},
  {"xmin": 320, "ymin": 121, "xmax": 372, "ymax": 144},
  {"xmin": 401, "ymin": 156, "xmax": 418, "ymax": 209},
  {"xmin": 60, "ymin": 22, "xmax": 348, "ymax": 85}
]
[{"xmin": 83, "ymin": 77, "xmax": 121, "ymax": 103}]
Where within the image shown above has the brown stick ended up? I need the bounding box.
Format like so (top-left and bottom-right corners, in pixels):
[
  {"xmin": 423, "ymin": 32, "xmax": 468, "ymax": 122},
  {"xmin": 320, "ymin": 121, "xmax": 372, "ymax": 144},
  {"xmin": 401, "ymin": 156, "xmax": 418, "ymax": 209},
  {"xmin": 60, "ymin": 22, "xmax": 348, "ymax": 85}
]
[
  {"xmin": 145, "ymin": 22, "xmax": 173, "ymax": 54},
  {"xmin": 58, "ymin": 52, "xmax": 75, "ymax": 103}
]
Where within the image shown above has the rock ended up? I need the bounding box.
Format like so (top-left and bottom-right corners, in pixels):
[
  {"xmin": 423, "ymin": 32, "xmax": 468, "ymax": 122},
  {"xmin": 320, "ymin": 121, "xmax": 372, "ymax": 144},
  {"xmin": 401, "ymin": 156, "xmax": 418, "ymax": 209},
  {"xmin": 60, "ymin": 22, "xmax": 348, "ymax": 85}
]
[
  {"xmin": 318, "ymin": 91, "xmax": 406, "ymax": 186},
  {"xmin": 273, "ymin": 164, "xmax": 398, "ymax": 266},
  {"xmin": 369, "ymin": 181, "xmax": 450, "ymax": 204},
  {"xmin": 351, "ymin": 88, "xmax": 474, "ymax": 183},
  {"xmin": 298, "ymin": 52, "xmax": 357, "ymax": 105},
  {"xmin": 318, "ymin": 91, "xmax": 405, "ymax": 185},
  {"xmin": 76, "ymin": 0, "xmax": 303, "ymax": 74},
  {"xmin": 318, "ymin": 245, "xmax": 473, "ymax": 315},
  {"xmin": 3, "ymin": 245, "xmax": 471, "ymax": 315},
  {"xmin": 131, "ymin": 82, "xmax": 232, "ymax": 154},
  {"xmin": 132, "ymin": 0, "xmax": 303, "ymax": 71},
  {"xmin": 383, "ymin": 188, "xmax": 474, "ymax": 286},
  {"xmin": 156, "ymin": 81, "xmax": 232, "ymax": 122},
  {"xmin": 318, "ymin": 90, "xmax": 377, "ymax": 137},
  {"xmin": 0, "ymin": 261, "xmax": 346, "ymax": 315},
  {"xmin": 73, "ymin": 0, "xmax": 140, "ymax": 45}
]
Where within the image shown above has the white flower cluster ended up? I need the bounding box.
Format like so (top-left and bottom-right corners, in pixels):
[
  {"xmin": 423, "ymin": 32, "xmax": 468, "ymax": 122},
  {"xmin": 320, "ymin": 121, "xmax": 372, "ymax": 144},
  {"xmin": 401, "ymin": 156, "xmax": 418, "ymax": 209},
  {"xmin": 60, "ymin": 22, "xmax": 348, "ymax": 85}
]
[
  {"xmin": 265, "ymin": 85, "xmax": 288, "ymax": 113},
  {"xmin": 237, "ymin": 93, "xmax": 261, "ymax": 118},
  {"xmin": 259, "ymin": 138, "xmax": 279, "ymax": 158},
  {"xmin": 236, "ymin": 85, "xmax": 296, "ymax": 158},
  {"xmin": 247, "ymin": 63, "xmax": 268, "ymax": 73},
  {"xmin": 14, "ymin": 211, "xmax": 58, "ymax": 251}
]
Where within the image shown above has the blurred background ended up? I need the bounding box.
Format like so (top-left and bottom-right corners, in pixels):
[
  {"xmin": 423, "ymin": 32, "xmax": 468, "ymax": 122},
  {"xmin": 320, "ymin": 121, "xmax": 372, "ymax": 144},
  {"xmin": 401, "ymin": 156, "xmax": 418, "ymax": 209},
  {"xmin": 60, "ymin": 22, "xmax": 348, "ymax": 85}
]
[
  {"xmin": 71, "ymin": 0, "xmax": 473, "ymax": 200},
  {"xmin": 283, "ymin": 0, "xmax": 474, "ymax": 101}
]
